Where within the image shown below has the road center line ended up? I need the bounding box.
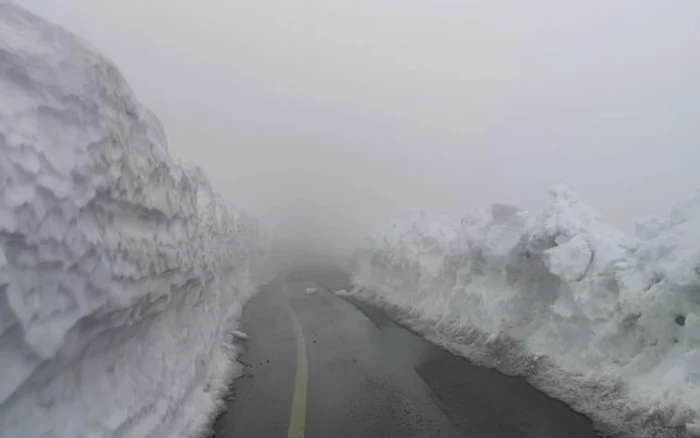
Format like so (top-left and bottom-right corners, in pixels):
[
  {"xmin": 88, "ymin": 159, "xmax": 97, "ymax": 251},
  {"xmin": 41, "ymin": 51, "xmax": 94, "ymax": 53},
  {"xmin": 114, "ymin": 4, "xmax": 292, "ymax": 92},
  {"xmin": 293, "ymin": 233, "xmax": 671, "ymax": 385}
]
[{"xmin": 287, "ymin": 301, "xmax": 308, "ymax": 438}]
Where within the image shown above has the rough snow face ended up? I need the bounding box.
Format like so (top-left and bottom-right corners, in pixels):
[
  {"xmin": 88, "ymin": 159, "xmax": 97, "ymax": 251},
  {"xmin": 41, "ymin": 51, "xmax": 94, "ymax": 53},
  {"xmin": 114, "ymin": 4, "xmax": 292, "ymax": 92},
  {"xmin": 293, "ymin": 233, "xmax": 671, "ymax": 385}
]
[
  {"xmin": 0, "ymin": 4, "xmax": 269, "ymax": 437},
  {"xmin": 353, "ymin": 186, "xmax": 700, "ymax": 437}
]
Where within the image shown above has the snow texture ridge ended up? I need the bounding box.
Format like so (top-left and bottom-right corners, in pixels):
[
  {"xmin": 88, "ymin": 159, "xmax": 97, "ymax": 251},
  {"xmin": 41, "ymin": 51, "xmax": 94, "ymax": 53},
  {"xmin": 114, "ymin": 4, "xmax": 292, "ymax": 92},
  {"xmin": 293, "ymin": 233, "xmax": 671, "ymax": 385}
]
[
  {"xmin": 352, "ymin": 185, "xmax": 700, "ymax": 437},
  {"xmin": 0, "ymin": 3, "xmax": 270, "ymax": 437}
]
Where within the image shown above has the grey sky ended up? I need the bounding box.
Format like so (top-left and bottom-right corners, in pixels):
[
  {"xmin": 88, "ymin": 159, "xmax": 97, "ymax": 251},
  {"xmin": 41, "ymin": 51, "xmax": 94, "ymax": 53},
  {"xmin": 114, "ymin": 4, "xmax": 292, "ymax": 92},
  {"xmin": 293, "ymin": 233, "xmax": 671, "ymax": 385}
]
[{"xmin": 17, "ymin": 0, "xmax": 700, "ymax": 250}]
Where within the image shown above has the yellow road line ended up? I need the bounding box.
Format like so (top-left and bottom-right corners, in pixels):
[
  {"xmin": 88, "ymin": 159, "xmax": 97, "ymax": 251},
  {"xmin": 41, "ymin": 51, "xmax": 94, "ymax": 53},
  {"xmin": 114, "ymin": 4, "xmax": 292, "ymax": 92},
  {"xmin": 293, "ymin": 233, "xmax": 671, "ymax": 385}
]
[{"xmin": 287, "ymin": 302, "xmax": 308, "ymax": 438}]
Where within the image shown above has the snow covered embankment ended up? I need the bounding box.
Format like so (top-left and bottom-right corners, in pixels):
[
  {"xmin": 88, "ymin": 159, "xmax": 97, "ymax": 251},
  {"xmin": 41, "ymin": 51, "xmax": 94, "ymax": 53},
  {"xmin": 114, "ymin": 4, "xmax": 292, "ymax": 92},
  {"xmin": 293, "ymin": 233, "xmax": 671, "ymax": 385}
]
[
  {"xmin": 352, "ymin": 186, "xmax": 700, "ymax": 438},
  {"xmin": 0, "ymin": 4, "xmax": 270, "ymax": 437}
]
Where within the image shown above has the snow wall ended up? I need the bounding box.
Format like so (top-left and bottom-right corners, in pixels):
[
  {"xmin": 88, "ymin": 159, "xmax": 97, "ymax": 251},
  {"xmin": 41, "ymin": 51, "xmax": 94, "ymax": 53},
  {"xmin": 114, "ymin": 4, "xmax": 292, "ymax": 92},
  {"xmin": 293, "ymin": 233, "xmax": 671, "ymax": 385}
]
[
  {"xmin": 0, "ymin": 3, "xmax": 272, "ymax": 437},
  {"xmin": 352, "ymin": 185, "xmax": 700, "ymax": 438}
]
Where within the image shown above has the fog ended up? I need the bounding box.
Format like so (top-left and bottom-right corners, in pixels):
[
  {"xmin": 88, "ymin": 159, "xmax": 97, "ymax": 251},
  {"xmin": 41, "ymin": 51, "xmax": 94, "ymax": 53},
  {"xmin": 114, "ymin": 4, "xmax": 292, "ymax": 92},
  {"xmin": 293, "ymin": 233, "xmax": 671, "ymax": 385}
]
[{"xmin": 18, "ymin": 0, "xmax": 700, "ymax": 253}]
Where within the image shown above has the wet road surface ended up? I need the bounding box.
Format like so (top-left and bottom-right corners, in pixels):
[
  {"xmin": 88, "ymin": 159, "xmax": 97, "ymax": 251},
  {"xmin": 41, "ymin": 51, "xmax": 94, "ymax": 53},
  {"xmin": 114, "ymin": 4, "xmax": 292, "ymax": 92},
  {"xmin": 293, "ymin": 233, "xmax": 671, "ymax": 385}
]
[{"xmin": 214, "ymin": 271, "xmax": 603, "ymax": 438}]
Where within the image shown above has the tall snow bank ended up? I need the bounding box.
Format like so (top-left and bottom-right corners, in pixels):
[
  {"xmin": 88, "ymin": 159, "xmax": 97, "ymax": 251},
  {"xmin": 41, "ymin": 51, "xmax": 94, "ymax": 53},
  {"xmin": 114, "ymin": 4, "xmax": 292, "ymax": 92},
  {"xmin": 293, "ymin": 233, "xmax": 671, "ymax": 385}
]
[
  {"xmin": 353, "ymin": 185, "xmax": 700, "ymax": 437},
  {"xmin": 0, "ymin": 3, "xmax": 270, "ymax": 437}
]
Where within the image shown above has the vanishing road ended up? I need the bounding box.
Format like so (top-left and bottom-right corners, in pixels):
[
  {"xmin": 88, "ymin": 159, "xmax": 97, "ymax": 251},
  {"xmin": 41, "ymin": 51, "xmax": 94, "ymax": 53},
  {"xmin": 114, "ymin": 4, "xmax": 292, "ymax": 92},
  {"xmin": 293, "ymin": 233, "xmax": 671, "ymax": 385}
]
[{"xmin": 214, "ymin": 268, "xmax": 602, "ymax": 438}]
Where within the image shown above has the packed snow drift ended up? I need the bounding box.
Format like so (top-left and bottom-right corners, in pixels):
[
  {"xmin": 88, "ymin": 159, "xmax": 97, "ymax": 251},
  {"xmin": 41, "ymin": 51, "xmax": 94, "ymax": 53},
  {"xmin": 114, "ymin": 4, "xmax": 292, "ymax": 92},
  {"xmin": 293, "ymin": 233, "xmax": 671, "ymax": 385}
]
[
  {"xmin": 0, "ymin": 3, "xmax": 270, "ymax": 437},
  {"xmin": 352, "ymin": 185, "xmax": 700, "ymax": 438}
]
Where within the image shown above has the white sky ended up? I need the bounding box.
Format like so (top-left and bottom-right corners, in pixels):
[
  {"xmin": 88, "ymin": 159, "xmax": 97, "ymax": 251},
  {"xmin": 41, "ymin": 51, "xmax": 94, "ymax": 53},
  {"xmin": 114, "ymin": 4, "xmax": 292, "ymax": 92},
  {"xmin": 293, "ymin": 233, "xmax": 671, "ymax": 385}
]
[{"xmin": 17, "ymin": 0, "xmax": 700, "ymax": 250}]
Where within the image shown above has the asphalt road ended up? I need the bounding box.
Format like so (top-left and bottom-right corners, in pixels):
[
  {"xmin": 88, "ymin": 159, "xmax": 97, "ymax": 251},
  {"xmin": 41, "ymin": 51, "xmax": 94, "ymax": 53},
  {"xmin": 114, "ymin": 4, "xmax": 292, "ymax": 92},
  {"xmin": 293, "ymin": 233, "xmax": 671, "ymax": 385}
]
[{"xmin": 214, "ymin": 270, "xmax": 603, "ymax": 438}]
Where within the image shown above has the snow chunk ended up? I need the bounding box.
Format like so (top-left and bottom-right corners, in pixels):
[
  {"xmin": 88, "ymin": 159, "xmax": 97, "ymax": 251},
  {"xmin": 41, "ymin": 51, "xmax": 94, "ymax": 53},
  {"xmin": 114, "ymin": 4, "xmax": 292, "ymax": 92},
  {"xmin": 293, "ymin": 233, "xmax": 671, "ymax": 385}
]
[
  {"xmin": 232, "ymin": 331, "xmax": 249, "ymax": 341},
  {"xmin": 543, "ymin": 234, "xmax": 592, "ymax": 282}
]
